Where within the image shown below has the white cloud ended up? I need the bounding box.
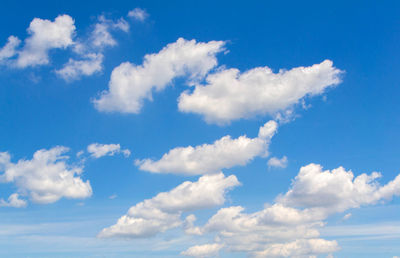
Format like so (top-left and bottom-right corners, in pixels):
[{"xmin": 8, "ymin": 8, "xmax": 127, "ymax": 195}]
[
  {"xmin": 93, "ymin": 38, "xmax": 225, "ymax": 113},
  {"xmin": 128, "ymin": 8, "xmax": 148, "ymax": 21},
  {"xmin": 181, "ymin": 243, "xmax": 224, "ymax": 257},
  {"xmin": 186, "ymin": 164, "xmax": 400, "ymax": 257},
  {"xmin": 268, "ymin": 156, "xmax": 288, "ymax": 169},
  {"xmin": 98, "ymin": 173, "xmax": 239, "ymax": 238},
  {"xmin": 0, "ymin": 36, "xmax": 21, "ymax": 62},
  {"xmin": 90, "ymin": 15, "xmax": 129, "ymax": 49},
  {"xmin": 342, "ymin": 213, "xmax": 351, "ymax": 221},
  {"xmin": 136, "ymin": 121, "xmax": 277, "ymax": 175},
  {"xmin": 16, "ymin": 15, "xmax": 76, "ymax": 68},
  {"xmin": 252, "ymin": 239, "xmax": 339, "ymax": 258},
  {"xmin": 56, "ymin": 53, "xmax": 103, "ymax": 81},
  {"xmin": 0, "ymin": 193, "xmax": 27, "ymax": 208},
  {"xmin": 0, "ymin": 146, "xmax": 92, "ymax": 204},
  {"xmin": 178, "ymin": 60, "xmax": 343, "ymax": 124},
  {"xmin": 87, "ymin": 143, "xmax": 130, "ymax": 158}
]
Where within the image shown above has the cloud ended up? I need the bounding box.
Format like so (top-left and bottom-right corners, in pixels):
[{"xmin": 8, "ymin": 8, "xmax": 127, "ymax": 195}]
[
  {"xmin": 0, "ymin": 36, "xmax": 21, "ymax": 62},
  {"xmin": 16, "ymin": 15, "xmax": 76, "ymax": 68},
  {"xmin": 268, "ymin": 156, "xmax": 288, "ymax": 169},
  {"xmin": 87, "ymin": 143, "xmax": 130, "ymax": 158},
  {"xmin": 90, "ymin": 15, "xmax": 129, "ymax": 49},
  {"xmin": 56, "ymin": 53, "xmax": 103, "ymax": 81},
  {"xmin": 93, "ymin": 38, "xmax": 225, "ymax": 113},
  {"xmin": 181, "ymin": 243, "xmax": 224, "ymax": 257},
  {"xmin": 136, "ymin": 120, "xmax": 277, "ymax": 175},
  {"xmin": 0, "ymin": 146, "xmax": 92, "ymax": 204},
  {"xmin": 178, "ymin": 60, "xmax": 343, "ymax": 124},
  {"xmin": 0, "ymin": 193, "xmax": 27, "ymax": 208},
  {"xmin": 185, "ymin": 164, "xmax": 400, "ymax": 257},
  {"xmin": 128, "ymin": 8, "xmax": 148, "ymax": 21},
  {"xmin": 98, "ymin": 173, "xmax": 239, "ymax": 238}
]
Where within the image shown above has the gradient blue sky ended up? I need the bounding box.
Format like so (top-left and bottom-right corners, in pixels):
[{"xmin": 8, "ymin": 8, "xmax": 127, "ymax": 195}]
[{"xmin": 0, "ymin": 0, "xmax": 400, "ymax": 257}]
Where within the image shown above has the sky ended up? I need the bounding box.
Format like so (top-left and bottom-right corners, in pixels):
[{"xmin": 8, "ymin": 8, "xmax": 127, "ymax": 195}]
[{"xmin": 0, "ymin": 0, "xmax": 400, "ymax": 257}]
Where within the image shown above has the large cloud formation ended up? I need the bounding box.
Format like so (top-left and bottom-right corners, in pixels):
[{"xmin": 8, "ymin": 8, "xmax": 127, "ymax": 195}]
[
  {"xmin": 136, "ymin": 120, "xmax": 277, "ymax": 175},
  {"xmin": 182, "ymin": 164, "xmax": 400, "ymax": 257},
  {"xmin": 0, "ymin": 146, "xmax": 92, "ymax": 205}
]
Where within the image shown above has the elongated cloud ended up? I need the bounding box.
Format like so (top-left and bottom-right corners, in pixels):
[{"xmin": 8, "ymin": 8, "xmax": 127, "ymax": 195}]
[
  {"xmin": 0, "ymin": 36, "xmax": 21, "ymax": 63},
  {"xmin": 93, "ymin": 38, "xmax": 225, "ymax": 113},
  {"xmin": 98, "ymin": 173, "xmax": 239, "ymax": 238},
  {"xmin": 136, "ymin": 120, "xmax": 277, "ymax": 175},
  {"xmin": 0, "ymin": 147, "xmax": 92, "ymax": 204},
  {"xmin": 0, "ymin": 193, "xmax": 27, "ymax": 208},
  {"xmin": 184, "ymin": 164, "xmax": 400, "ymax": 257},
  {"xmin": 178, "ymin": 60, "xmax": 343, "ymax": 124},
  {"xmin": 87, "ymin": 143, "xmax": 130, "ymax": 158},
  {"xmin": 181, "ymin": 243, "xmax": 224, "ymax": 257},
  {"xmin": 56, "ymin": 53, "xmax": 103, "ymax": 81}
]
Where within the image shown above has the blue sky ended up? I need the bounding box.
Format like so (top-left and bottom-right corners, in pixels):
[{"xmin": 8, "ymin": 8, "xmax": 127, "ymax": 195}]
[{"xmin": 0, "ymin": 0, "xmax": 400, "ymax": 257}]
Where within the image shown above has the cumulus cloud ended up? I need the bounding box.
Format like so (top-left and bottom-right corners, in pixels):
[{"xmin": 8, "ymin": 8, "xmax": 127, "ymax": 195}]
[
  {"xmin": 0, "ymin": 193, "xmax": 27, "ymax": 208},
  {"xmin": 0, "ymin": 146, "xmax": 92, "ymax": 204},
  {"xmin": 98, "ymin": 173, "xmax": 239, "ymax": 238},
  {"xmin": 90, "ymin": 15, "xmax": 129, "ymax": 49},
  {"xmin": 136, "ymin": 121, "xmax": 277, "ymax": 175},
  {"xmin": 16, "ymin": 15, "xmax": 76, "ymax": 68},
  {"xmin": 181, "ymin": 243, "xmax": 224, "ymax": 257},
  {"xmin": 178, "ymin": 60, "xmax": 343, "ymax": 124},
  {"xmin": 56, "ymin": 53, "xmax": 103, "ymax": 81},
  {"xmin": 184, "ymin": 164, "xmax": 400, "ymax": 257},
  {"xmin": 268, "ymin": 156, "xmax": 288, "ymax": 169},
  {"xmin": 0, "ymin": 36, "xmax": 21, "ymax": 62},
  {"xmin": 93, "ymin": 38, "xmax": 225, "ymax": 113},
  {"xmin": 128, "ymin": 8, "xmax": 148, "ymax": 21},
  {"xmin": 87, "ymin": 143, "xmax": 130, "ymax": 158}
]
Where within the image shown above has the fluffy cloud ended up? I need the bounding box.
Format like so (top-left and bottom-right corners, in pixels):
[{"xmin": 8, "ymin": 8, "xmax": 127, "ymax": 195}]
[
  {"xmin": 56, "ymin": 53, "xmax": 103, "ymax": 81},
  {"xmin": 87, "ymin": 143, "xmax": 130, "ymax": 158},
  {"xmin": 181, "ymin": 243, "xmax": 224, "ymax": 257},
  {"xmin": 0, "ymin": 36, "xmax": 21, "ymax": 62},
  {"xmin": 268, "ymin": 156, "xmax": 288, "ymax": 169},
  {"xmin": 128, "ymin": 8, "xmax": 148, "ymax": 21},
  {"xmin": 136, "ymin": 120, "xmax": 277, "ymax": 175},
  {"xmin": 184, "ymin": 164, "xmax": 400, "ymax": 257},
  {"xmin": 16, "ymin": 15, "xmax": 76, "ymax": 68},
  {"xmin": 98, "ymin": 173, "xmax": 239, "ymax": 238},
  {"xmin": 90, "ymin": 15, "xmax": 129, "ymax": 49},
  {"xmin": 0, "ymin": 193, "xmax": 27, "ymax": 208},
  {"xmin": 178, "ymin": 60, "xmax": 343, "ymax": 124},
  {"xmin": 0, "ymin": 146, "xmax": 92, "ymax": 204},
  {"xmin": 93, "ymin": 38, "xmax": 225, "ymax": 113}
]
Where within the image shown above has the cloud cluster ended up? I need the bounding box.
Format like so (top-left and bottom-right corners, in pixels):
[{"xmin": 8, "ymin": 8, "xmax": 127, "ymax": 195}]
[
  {"xmin": 268, "ymin": 156, "xmax": 288, "ymax": 169},
  {"xmin": 128, "ymin": 8, "xmax": 148, "ymax": 21},
  {"xmin": 181, "ymin": 243, "xmax": 224, "ymax": 257},
  {"xmin": 87, "ymin": 143, "xmax": 131, "ymax": 158},
  {"xmin": 0, "ymin": 146, "xmax": 92, "ymax": 205},
  {"xmin": 0, "ymin": 193, "xmax": 27, "ymax": 208},
  {"xmin": 98, "ymin": 173, "xmax": 239, "ymax": 238},
  {"xmin": 93, "ymin": 38, "xmax": 226, "ymax": 113},
  {"xmin": 178, "ymin": 60, "xmax": 342, "ymax": 124},
  {"xmin": 183, "ymin": 164, "xmax": 400, "ymax": 257},
  {"xmin": 136, "ymin": 121, "xmax": 277, "ymax": 175}
]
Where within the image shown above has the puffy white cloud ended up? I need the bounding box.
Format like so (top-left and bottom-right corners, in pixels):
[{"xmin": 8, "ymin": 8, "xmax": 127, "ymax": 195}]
[
  {"xmin": 93, "ymin": 38, "xmax": 225, "ymax": 113},
  {"xmin": 181, "ymin": 243, "xmax": 224, "ymax": 257},
  {"xmin": 178, "ymin": 60, "xmax": 343, "ymax": 124},
  {"xmin": 187, "ymin": 164, "xmax": 400, "ymax": 257},
  {"xmin": 268, "ymin": 156, "xmax": 288, "ymax": 169},
  {"xmin": 98, "ymin": 173, "xmax": 239, "ymax": 238},
  {"xmin": 0, "ymin": 36, "xmax": 21, "ymax": 62},
  {"xmin": 128, "ymin": 8, "xmax": 148, "ymax": 21},
  {"xmin": 87, "ymin": 143, "xmax": 130, "ymax": 158},
  {"xmin": 277, "ymin": 163, "xmax": 400, "ymax": 215},
  {"xmin": 136, "ymin": 120, "xmax": 277, "ymax": 175},
  {"xmin": 16, "ymin": 15, "xmax": 76, "ymax": 68},
  {"xmin": 56, "ymin": 53, "xmax": 103, "ymax": 81},
  {"xmin": 0, "ymin": 146, "xmax": 92, "ymax": 204},
  {"xmin": 0, "ymin": 193, "xmax": 27, "ymax": 208}
]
